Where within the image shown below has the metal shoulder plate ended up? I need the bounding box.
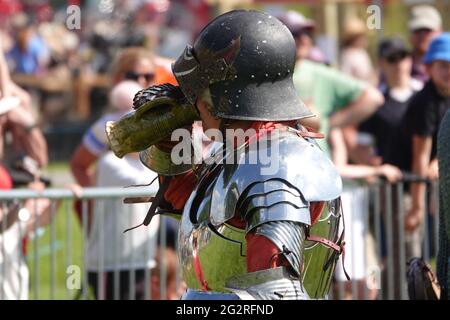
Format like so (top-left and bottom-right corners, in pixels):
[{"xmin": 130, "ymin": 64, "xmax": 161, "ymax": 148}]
[{"xmin": 209, "ymin": 130, "xmax": 342, "ymax": 227}]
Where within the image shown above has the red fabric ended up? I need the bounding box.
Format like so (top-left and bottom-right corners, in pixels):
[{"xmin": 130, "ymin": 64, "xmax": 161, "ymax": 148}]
[
  {"xmin": 192, "ymin": 237, "xmax": 210, "ymax": 291},
  {"xmin": 163, "ymin": 171, "xmax": 198, "ymax": 210},
  {"xmin": 0, "ymin": 164, "xmax": 12, "ymax": 190},
  {"xmin": 0, "ymin": 0, "xmax": 22, "ymax": 15},
  {"xmin": 246, "ymin": 233, "xmax": 289, "ymax": 272},
  {"xmin": 0, "ymin": 165, "xmax": 29, "ymax": 255},
  {"xmin": 310, "ymin": 201, "xmax": 325, "ymax": 225},
  {"xmin": 247, "ymin": 121, "xmax": 296, "ymax": 141},
  {"xmin": 22, "ymin": 237, "xmax": 28, "ymax": 256}
]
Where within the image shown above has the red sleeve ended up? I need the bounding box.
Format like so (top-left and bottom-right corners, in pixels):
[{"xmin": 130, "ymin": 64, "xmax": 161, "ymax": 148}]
[
  {"xmin": 0, "ymin": 165, "xmax": 12, "ymax": 190},
  {"xmin": 228, "ymin": 213, "xmax": 289, "ymax": 273},
  {"xmin": 163, "ymin": 171, "xmax": 198, "ymax": 210},
  {"xmin": 246, "ymin": 232, "xmax": 290, "ymax": 273}
]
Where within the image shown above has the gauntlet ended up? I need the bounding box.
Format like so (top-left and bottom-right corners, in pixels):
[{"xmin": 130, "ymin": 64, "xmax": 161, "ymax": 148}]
[{"xmin": 106, "ymin": 83, "xmax": 200, "ymax": 158}]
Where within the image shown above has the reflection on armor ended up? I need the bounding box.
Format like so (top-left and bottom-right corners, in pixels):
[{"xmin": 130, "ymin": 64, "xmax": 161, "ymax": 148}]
[
  {"xmin": 303, "ymin": 199, "xmax": 342, "ymax": 298},
  {"xmin": 226, "ymin": 267, "xmax": 310, "ymax": 300},
  {"xmin": 255, "ymin": 221, "xmax": 305, "ymax": 277},
  {"xmin": 208, "ymin": 130, "xmax": 342, "ymax": 226},
  {"xmin": 179, "ymin": 217, "xmax": 247, "ymax": 292},
  {"xmin": 178, "ymin": 130, "xmax": 343, "ymax": 299},
  {"xmin": 181, "ymin": 289, "xmax": 240, "ymax": 300}
]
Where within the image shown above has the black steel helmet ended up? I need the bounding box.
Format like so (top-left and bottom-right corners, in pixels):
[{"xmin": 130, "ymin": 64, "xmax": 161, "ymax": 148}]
[{"xmin": 172, "ymin": 10, "xmax": 313, "ymax": 121}]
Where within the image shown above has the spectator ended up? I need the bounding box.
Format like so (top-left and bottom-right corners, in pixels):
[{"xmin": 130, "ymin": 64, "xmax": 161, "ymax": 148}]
[
  {"xmin": 150, "ymin": 244, "xmax": 185, "ymax": 300},
  {"xmin": 277, "ymin": 10, "xmax": 328, "ymax": 65},
  {"xmin": 0, "ymin": 34, "xmax": 30, "ymax": 105},
  {"xmin": 0, "ymin": 106, "xmax": 51, "ymax": 300},
  {"xmin": 71, "ymin": 78, "xmax": 160, "ymax": 300},
  {"xmin": 1, "ymin": 37, "xmax": 51, "ymax": 300},
  {"xmin": 329, "ymin": 127, "xmax": 401, "ymax": 300},
  {"xmin": 0, "ymin": 103, "xmax": 48, "ymax": 186},
  {"xmin": 348, "ymin": 37, "xmax": 426, "ymax": 299},
  {"xmin": 340, "ymin": 17, "xmax": 376, "ymax": 85},
  {"xmin": 0, "ymin": 35, "xmax": 48, "ymax": 183},
  {"xmin": 408, "ymin": 5, "xmax": 442, "ymax": 83},
  {"xmin": 7, "ymin": 18, "xmax": 50, "ymax": 75},
  {"xmin": 71, "ymin": 47, "xmax": 168, "ymax": 189},
  {"xmin": 360, "ymin": 36, "xmax": 422, "ymax": 172},
  {"xmin": 339, "ymin": 18, "xmax": 377, "ymax": 161},
  {"xmin": 284, "ymin": 12, "xmax": 384, "ymax": 154},
  {"xmin": 280, "ymin": 11, "xmax": 383, "ymax": 300},
  {"xmin": 70, "ymin": 47, "xmax": 179, "ymax": 299},
  {"xmin": 0, "ymin": 178, "xmax": 52, "ymax": 300},
  {"xmin": 406, "ymin": 33, "xmax": 450, "ymax": 236}
]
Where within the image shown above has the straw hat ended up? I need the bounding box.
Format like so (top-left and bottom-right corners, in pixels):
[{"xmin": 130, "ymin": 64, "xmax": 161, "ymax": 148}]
[{"xmin": 342, "ymin": 17, "xmax": 367, "ymax": 44}]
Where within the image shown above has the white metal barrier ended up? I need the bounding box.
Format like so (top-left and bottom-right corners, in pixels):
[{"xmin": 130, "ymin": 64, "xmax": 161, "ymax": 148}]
[
  {"xmin": 0, "ymin": 186, "xmax": 181, "ymax": 300},
  {"xmin": 0, "ymin": 180, "xmax": 440, "ymax": 300}
]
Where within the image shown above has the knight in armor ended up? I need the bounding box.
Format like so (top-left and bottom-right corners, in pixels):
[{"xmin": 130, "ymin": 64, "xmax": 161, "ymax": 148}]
[{"xmin": 106, "ymin": 10, "xmax": 346, "ymax": 300}]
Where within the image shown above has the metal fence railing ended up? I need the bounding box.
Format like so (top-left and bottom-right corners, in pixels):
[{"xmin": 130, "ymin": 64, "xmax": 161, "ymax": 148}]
[
  {"xmin": 330, "ymin": 178, "xmax": 439, "ymax": 300},
  {"xmin": 0, "ymin": 186, "xmax": 182, "ymax": 300},
  {"xmin": 0, "ymin": 179, "xmax": 440, "ymax": 300}
]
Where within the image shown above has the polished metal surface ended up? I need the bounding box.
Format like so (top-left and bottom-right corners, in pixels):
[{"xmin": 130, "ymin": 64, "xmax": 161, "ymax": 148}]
[
  {"xmin": 178, "ymin": 130, "xmax": 343, "ymax": 299},
  {"xmin": 139, "ymin": 145, "xmax": 192, "ymax": 176},
  {"xmin": 225, "ymin": 267, "xmax": 309, "ymax": 300},
  {"xmin": 255, "ymin": 221, "xmax": 305, "ymax": 277},
  {"xmin": 181, "ymin": 289, "xmax": 240, "ymax": 300},
  {"xmin": 240, "ymin": 179, "xmax": 311, "ymax": 231},
  {"xmin": 247, "ymin": 205, "xmax": 310, "ymax": 233},
  {"xmin": 178, "ymin": 211, "xmax": 247, "ymax": 292},
  {"xmin": 209, "ymin": 130, "xmax": 342, "ymax": 226},
  {"xmin": 302, "ymin": 198, "xmax": 342, "ymax": 299}
]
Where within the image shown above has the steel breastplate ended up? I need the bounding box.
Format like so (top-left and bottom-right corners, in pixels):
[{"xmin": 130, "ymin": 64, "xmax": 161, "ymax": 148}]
[
  {"xmin": 178, "ymin": 162, "xmax": 247, "ymax": 293},
  {"xmin": 178, "ymin": 130, "xmax": 343, "ymax": 297},
  {"xmin": 178, "ymin": 185, "xmax": 342, "ymax": 298}
]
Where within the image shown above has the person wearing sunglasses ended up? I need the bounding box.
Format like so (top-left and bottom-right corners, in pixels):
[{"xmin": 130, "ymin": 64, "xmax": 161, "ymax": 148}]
[
  {"xmin": 356, "ymin": 37, "xmax": 424, "ymax": 298},
  {"xmin": 359, "ymin": 36, "xmax": 422, "ymax": 175},
  {"xmin": 408, "ymin": 5, "xmax": 442, "ymax": 83},
  {"xmin": 70, "ymin": 47, "xmax": 177, "ymax": 300},
  {"xmin": 365, "ymin": 34, "xmax": 423, "ymax": 163},
  {"xmin": 124, "ymin": 71, "xmax": 155, "ymax": 86},
  {"xmin": 110, "ymin": 47, "xmax": 156, "ymax": 88}
]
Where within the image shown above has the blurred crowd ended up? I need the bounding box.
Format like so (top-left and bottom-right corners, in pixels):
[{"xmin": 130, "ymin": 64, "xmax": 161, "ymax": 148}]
[
  {"xmin": 281, "ymin": 4, "xmax": 449, "ymax": 300},
  {"xmin": 0, "ymin": 0, "xmax": 210, "ymax": 127},
  {"xmin": 1, "ymin": 1, "xmax": 450, "ymax": 300}
]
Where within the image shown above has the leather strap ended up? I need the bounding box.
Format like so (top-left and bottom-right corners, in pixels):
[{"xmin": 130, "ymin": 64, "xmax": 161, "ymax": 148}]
[
  {"xmin": 123, "ymin": 176, "xmax": 172, "ymax": 233},
  {"xmin": 143, "ymin": 176, "xmax": 172, "ymax": 226},
  {"xmin": 296, "ymin": 125, "xmax": 325, "ymax": 139},
  {"xmin": 306, "ymin": 235, "xmax": 341, "ymax": 252},
  {"xmin": 306, "ymin": 198, "xmax": 350, "ymax": 281}
]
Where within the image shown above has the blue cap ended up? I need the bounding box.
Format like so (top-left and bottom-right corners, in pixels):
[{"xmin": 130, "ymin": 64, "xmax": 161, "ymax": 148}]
[{"xmin": 423, "ymin": 32, "xmax": 450, "ymax": 64}]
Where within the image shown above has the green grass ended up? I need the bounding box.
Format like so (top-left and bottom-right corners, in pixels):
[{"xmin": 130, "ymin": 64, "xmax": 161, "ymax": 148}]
[
  {"xmin": 45, "ymin": 162, "xmax": 70, "ymax": 172},
  {"xmin": 24, "ymin": 161, "xmax": 88, "ymax": 299},
  {"xmin": 27, "ymin": 200, "xmax": 86, "ymax": 300}
]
